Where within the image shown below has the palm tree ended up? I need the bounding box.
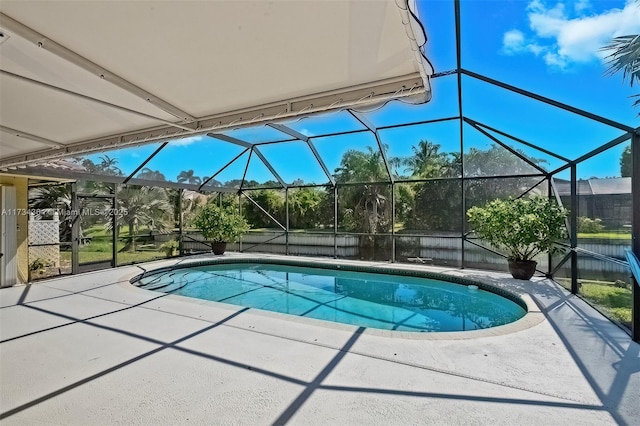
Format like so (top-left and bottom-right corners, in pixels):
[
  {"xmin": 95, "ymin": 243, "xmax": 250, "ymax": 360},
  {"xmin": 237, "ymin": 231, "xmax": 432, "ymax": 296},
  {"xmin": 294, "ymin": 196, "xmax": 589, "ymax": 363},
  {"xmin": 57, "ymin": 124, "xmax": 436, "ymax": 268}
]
[
  {"xmin": 177, "ymin": 169, "xmax": 202, "ymax": 185},
  {"xmin": 98, "ymin": 155, "xmax": 123, "ymax": 176},
  {"xmin": 404, "ymin": 140, "xmax": 453, "ymax": 178},
  {"xmin": 29, "ymin": 184, "xmax": 74, "ymax": 241},
  {"xmin": 603, "ymin": 32, "xmax": 640, "ymax": 111},
  {"xmin": 137, "ymin": 167, "xmax": 166, "ymax": 181},
  {"xmin": 116, "ymin": 186, "xmax": 171, "ymax": 251},
  {"xmin": 334, "ymin": 147, "xmax": 393, "ymax": 259}
]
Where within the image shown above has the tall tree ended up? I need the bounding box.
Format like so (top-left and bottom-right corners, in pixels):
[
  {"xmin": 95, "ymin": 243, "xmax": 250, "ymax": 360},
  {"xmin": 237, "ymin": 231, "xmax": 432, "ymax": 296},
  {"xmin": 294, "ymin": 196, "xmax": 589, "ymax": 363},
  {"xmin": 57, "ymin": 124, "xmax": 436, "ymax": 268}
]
[
  {"xmin": 177, "ymin": 169, "xmax": 202, "ymax": 185},
  {"xmin": 116, "ymin": 186, "xmax": 171, "ymax": 251},
  {"xmin": 137, "ymin": 168, "xmax": 167, "ymax": 181},
  {"xmin": 98, "ymin": 155, "xmax": 123, "ymax": 176},
  {"xmin": 29, "ymin": 184, "xmax": 74, "ymax": 241},
  {"xmin": 620, "ymin": 145, "xmax": 632, "ymax": 177},
  {"xmin": 334, "ymin": 147, "xmax": 392, "ymax": 234},
  {"xmin": 404, "ymin": 140, "xmax": 457, "ymax": 178}
]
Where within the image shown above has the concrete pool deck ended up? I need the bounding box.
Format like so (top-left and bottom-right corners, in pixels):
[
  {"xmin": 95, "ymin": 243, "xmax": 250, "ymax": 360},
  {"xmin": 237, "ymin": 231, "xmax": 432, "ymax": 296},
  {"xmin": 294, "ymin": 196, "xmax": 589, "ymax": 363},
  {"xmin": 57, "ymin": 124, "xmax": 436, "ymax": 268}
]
[{"xmin": 1, "ymin": 253, "xmax": 638, "ymax": 425}]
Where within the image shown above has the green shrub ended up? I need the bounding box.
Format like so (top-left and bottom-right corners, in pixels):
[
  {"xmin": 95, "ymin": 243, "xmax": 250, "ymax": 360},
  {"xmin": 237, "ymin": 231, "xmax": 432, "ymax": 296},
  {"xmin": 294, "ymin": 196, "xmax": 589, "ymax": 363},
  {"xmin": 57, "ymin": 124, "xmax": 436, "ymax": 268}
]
[
  {"xmin": 467, "ymin": 197, "xmax": 567, "ymax": 261},
  {"xmin": 160, "ymin": 239, "xmax": 179, "ymax": 257},
  {"xmin": 577, "ymin": 216, "xmax": 605, "ymax": 233},
  {"xmin": 194, "ymin": 204, "xmax": 250, "ymax": 243}
]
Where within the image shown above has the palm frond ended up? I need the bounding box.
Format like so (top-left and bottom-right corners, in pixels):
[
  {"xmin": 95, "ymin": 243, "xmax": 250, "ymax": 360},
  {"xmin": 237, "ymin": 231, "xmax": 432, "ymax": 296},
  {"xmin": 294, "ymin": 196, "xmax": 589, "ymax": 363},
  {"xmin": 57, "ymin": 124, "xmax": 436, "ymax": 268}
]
[{"xmin": 602, "ymin": 34, "xmax": 640, "ymax": 86}]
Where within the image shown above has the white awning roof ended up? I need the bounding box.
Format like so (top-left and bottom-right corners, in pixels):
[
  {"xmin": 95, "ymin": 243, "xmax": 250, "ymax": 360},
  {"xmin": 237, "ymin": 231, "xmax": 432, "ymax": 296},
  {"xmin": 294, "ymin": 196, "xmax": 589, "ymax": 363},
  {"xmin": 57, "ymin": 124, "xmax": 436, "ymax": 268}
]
[{"xmin": 0, "ymin": 0, "xmax": 432, "ymax": 169}]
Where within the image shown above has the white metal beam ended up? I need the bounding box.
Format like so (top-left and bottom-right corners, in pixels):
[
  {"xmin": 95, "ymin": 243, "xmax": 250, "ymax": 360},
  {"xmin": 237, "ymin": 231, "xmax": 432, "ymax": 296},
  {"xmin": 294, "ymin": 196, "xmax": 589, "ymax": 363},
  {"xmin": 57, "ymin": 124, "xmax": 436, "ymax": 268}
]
[
  {"xmin": 0, "ymin": 73, "xmax": 425, "ymax": 169},
  {"xmin": 0, "ymin": 125, "xmax": 62, "ymax": 148},
  {"xmin": 0, "ymin": 70, "xmax": 197, "ymax": 132}
]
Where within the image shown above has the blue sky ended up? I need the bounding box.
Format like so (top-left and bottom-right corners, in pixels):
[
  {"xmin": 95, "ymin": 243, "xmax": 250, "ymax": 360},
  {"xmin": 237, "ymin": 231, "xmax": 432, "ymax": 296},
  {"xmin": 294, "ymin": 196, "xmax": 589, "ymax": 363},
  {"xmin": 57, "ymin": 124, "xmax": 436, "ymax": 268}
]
[{"xmin": 87, "ymin": 0, "xmax": 639, "ymax": 184}]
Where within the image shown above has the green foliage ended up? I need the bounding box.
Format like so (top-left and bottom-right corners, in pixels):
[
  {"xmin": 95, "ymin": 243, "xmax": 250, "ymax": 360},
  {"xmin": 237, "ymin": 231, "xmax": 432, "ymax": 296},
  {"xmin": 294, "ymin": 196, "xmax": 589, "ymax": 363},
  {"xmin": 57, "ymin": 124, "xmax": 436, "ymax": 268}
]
[
  {"xmin": 580, "ymin": 283, "xmax": 632, "ymax": 326},
  {"xmin": 176, "ymin": 169, "xmax": 202, "ymax": 185},
  {"xmin": 137, "ymin": 168, "xmax": 166, "ymax": 181},
  {"xmin": 288, "ymin": 187, "xmax": 327, "ymax": 229},
  {"xmin": 467, "ymin": 197, "xmax": 567, "ymax": 261},
  {"xmin": 29, "ymin": 183, "xmax": 73, "ymax": 241},
  {"xmin": 242, "ymin": 189, "xmax": 285, "ymax": 228},
  {"xmin": 603, "ymin": 33, "xmax": 640, "ymax": 112},
  {"xmin": 577, "ymin": 216, "xmax": 605, "ymax": 233},
  {"xmin": 160, "ymin": 239, "xmax": 179, "ymax": 257},
  {"xmin": 116, "ymin": 185, "xmax": 171, "ymax": 251},
  {"xmin": 620, "ymin": 145, "xmax": 632, "ymax": 177},
  {"xmin": 334, "ymin": 147, "xmax": 392, "ymax": 234},
  {"xmin": 29, "ymin": 258, "xmax": 52, "ymax": 271},
  {"xmin": 194, "ymin": 204, "xmax": 250, "ymax": 243},
  {"xmin": 403, "ymin": 140, "xmax": 458, "ymax": 179}
]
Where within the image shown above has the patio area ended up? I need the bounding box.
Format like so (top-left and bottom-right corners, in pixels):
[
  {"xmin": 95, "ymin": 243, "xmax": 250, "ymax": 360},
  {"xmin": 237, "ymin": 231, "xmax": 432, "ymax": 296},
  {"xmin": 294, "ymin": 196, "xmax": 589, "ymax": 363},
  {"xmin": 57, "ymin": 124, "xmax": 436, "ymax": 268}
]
[{"xmin": 1, "ymin": 254, "xmax": 638, "ymax": 425}]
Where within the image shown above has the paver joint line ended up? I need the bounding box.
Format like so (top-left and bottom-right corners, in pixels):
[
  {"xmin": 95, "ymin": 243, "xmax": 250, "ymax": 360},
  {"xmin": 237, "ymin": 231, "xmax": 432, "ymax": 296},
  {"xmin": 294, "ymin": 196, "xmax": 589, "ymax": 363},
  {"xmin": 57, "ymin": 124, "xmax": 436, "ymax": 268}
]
[
  {"xmin": 0, "ymin": 307, "xmax": 251, "ymax": 421},
  {"xmin": 0, "ymin": 293, "xmax": 170, "ymax": 344}
]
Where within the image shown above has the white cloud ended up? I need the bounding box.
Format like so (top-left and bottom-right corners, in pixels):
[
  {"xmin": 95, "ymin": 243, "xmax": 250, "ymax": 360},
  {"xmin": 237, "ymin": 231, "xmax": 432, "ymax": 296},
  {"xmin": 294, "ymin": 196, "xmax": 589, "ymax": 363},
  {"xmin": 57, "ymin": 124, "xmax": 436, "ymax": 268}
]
[
  {"xmin": 170, "ymin": 135, "xmax": 205, "ymax": 146},
  {"xmin": 502, "ymin": 0, "xmax": 640, "ymax": 70},
  {"xmin": 502, "ymin": 29, "xmax": 545, "ymax": 57},
  {"xmin": 503, "ymin": 30, "xmax": 525, "ymax": 53},
  {"xmin": 574, "ymin": 0, "xmax": 591, "ymax": 14}
]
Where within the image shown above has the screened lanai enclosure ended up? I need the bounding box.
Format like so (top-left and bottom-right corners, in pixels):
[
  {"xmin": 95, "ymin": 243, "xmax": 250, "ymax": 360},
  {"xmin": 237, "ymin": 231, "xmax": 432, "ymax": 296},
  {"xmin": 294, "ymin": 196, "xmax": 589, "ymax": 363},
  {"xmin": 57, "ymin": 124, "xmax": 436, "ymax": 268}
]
[{"xmin": 0, "ymin": 0, "xmax": 638, "ymax": 341}]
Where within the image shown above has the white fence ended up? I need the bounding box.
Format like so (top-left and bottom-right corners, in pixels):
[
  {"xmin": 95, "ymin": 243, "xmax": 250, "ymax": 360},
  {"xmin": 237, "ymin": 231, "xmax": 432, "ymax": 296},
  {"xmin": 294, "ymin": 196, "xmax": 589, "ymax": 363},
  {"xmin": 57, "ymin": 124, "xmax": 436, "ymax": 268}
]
[
  {"xmin": 28, "ymin": 213, "xmax": 60, "ymax": 268},
  {"xmin": 174, "ymin": 231, "xmax": 629, "ymax": 280}
]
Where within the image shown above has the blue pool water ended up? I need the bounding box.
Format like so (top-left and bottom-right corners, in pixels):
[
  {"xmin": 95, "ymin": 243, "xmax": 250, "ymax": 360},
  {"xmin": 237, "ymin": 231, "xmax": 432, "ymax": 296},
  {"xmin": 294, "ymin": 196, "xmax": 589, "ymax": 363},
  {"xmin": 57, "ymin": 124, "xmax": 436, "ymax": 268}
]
[{"xmin": 135, "ymin": 263, "xmax": 526, "ymax": 332}]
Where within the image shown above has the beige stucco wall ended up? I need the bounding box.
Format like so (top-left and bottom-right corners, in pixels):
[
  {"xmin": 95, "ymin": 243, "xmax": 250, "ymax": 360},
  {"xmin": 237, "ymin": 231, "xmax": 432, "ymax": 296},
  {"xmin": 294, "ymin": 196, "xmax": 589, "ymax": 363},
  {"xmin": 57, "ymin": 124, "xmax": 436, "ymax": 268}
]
[{"xmin": 0, "ymin": 175, "xmax": 29, "ymax": 283}]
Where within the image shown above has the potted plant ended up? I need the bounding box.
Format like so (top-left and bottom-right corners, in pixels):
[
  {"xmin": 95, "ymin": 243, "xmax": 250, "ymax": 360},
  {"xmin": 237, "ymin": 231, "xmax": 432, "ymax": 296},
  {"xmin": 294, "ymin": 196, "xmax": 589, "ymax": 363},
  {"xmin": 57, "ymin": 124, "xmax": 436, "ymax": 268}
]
[
  {"xmin": 193, "ymin": 204, "xmax": 250, "ymax": 255},
  {"xmin": 160, "ymin": 239, "xmax": 180, "ymax": 257},
  {"xmin": 467, "ymin": 196, "xmax": 567, "ymax": 280}
]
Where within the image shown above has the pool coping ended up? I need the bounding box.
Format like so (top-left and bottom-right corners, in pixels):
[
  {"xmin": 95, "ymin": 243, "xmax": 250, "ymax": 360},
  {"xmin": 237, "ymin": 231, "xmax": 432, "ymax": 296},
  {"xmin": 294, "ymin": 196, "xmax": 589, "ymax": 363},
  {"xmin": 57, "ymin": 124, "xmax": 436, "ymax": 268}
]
[{"xmin": 122, "ymin": 253, "xmax": 546, "ymax": 340}]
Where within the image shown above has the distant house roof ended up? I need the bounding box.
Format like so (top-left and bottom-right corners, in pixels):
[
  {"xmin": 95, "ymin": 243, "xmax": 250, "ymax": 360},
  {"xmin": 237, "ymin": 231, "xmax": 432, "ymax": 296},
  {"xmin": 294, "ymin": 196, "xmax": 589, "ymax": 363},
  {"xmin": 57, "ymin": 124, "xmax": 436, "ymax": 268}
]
[{"xmin": 553, "ymin": 177, "xmax": 631, "ymax": 196}]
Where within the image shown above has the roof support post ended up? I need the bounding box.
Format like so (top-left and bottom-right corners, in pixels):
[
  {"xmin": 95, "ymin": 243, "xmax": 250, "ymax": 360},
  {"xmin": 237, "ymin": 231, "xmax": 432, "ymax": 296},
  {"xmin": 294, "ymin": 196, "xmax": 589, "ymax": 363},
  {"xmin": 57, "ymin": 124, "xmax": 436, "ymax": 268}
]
[
  {"xmin": 454, "ymin": 0, "xmax": 465, "ymax": 269},
  {"xmin": 71, "ymin": 181, "xmax": 79, "ymax": 275},
  {"xmin": 111, "ymin": 185, "xmax": 118, "ymax": 268},
  {"xmin": 570, "ymin": 164, "xmax": 578, "ymax": 295},
  {"xmin": 391, "ymin": 182, "xmax": 396, "ymax": 263},
  {"xmin": 334, "ymin": 185, "xmax": 338, "ymax": 259},
  {"xmin": 631, "ymin": 130, "xmax": 640, "ymax": 342},
  {"xmin": 285, "ymin": 187, "xmax": 290, "ymax": 256}
]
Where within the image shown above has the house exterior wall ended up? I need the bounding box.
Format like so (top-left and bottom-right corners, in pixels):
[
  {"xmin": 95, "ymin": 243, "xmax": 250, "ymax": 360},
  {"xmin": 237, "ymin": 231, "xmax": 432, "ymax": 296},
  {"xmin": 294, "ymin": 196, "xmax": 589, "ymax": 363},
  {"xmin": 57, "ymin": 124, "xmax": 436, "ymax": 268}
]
[
  {"xmin": 0, "ymin": 175, "xmax": 29, "ymax": 284},
  {"xmin": 560, "ymin": 193, "xmax": 632, "ymax": 229}
]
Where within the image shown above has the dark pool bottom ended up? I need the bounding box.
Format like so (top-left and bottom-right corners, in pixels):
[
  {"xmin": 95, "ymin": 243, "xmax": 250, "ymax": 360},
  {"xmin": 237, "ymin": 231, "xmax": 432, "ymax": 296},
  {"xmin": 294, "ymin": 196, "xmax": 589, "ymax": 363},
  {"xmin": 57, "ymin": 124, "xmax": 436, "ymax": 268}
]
[{"xmin": 133, "ymin": 260, "xmax": 527, "ymax": 332}]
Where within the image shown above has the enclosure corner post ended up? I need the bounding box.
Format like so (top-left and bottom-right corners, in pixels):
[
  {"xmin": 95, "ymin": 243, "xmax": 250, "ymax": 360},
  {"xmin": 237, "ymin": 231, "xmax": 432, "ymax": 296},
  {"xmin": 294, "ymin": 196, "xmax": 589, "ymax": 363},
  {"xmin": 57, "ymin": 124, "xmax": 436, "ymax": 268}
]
[
  {"xmin": 112, "ymin": 184, "xmax": 118, "ymax": 268},
  {"xmin": 334, "ymin": 185, "xmax": 338, "ymax": 259},
  {"xmin": 391, "ymin": 183, "xmax": 396, "ymax": 263},
  {"xmin": 285, "ymin": 187, "xmax": 290, "ymax": 256},
  {"xmin": 71, "ymin": 182, "xmax": 79, "ymax": 275},
  {"xmin": 178, "ymin": 188, "xmax": 184, "ymax": 256},
  {"xmin": 631, "ymin": 131, "xmax": 640, "ymax": 342},
  {"xmin": 570, "ymin": 164, "xmax": 578, "ymax": 294}
]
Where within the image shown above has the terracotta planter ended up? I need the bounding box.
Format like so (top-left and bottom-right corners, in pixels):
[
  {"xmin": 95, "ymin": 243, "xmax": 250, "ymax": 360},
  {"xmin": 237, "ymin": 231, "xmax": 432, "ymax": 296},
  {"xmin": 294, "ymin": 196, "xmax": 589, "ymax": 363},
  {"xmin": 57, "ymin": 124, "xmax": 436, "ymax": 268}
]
[
  {"xmin": 508, "ymin": 259, "xmax": 537, "ymax": 280},
  {"xmin": 211, "ymin": 242, "xmax": 227, "ymax": 255}
]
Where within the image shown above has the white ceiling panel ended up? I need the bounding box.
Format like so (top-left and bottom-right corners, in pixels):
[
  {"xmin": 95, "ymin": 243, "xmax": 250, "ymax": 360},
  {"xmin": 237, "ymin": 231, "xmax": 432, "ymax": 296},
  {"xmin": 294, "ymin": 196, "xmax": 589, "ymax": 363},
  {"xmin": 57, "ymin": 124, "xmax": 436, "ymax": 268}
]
[
  {"xmin": 0, "ymin": 74, "xmax": 166, "ymax": 143},
  {"xmin": 0, "ymin": 34, "xmax": 177, "ymax": 121},
  {"xmin": 0, "ymin": 0, "xmax": 432, "ymax": 168},
  {"xmin": 0, "ymin": 129, "xmax": 52, "ymax": 157}
]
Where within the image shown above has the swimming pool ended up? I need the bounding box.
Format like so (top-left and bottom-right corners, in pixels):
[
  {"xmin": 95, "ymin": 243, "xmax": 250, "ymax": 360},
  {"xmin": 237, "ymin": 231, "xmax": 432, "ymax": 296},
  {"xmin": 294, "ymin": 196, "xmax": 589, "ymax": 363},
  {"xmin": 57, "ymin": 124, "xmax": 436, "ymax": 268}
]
[{"xmin": 133, "ymin": 261, "xmax": 526, "ymax": 332}]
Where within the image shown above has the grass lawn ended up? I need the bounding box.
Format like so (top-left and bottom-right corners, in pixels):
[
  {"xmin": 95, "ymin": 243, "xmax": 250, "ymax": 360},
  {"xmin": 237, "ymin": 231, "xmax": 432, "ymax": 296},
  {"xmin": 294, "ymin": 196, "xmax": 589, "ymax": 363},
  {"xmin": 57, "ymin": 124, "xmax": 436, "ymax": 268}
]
[
  {"xmin": 579, "ymin": 282, "xmax": 632, "ymax": 327},
  {"xmin": 577, "ymin": 232, "xmax": 631, "ymax": 241},
  {"xmin": 555, "ymin": 278, "xmax": 632, "ymax": 328}
]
